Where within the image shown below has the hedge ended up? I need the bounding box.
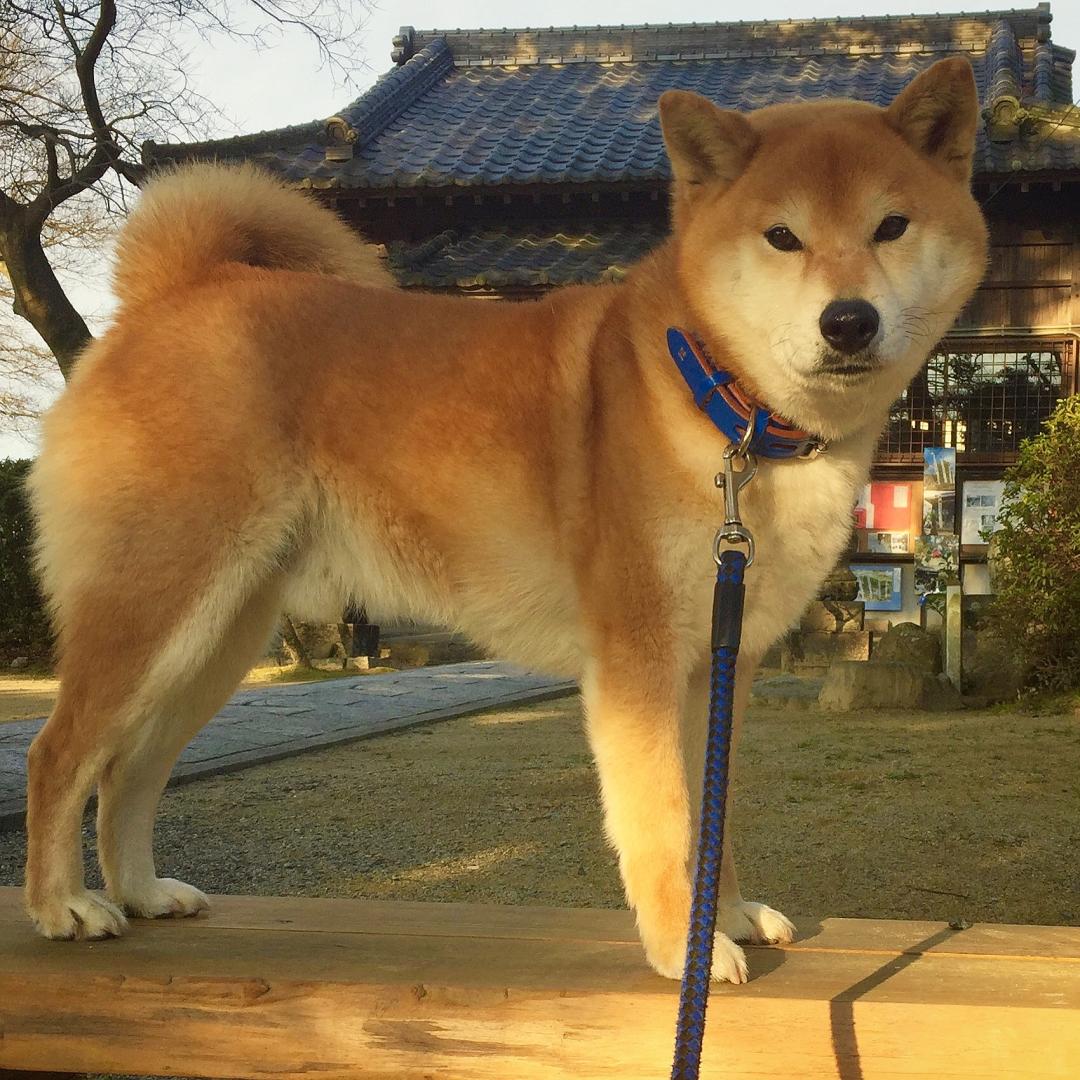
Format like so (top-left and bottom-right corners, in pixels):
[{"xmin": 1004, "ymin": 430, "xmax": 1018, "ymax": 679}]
[{"xmin": 0, "ymin": 458, "xmax": 52, "ymax": 663}]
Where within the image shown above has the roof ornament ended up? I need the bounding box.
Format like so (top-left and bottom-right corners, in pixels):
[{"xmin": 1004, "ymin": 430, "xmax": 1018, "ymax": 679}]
[
  {"xmin": 984, "ymin": 95, "xmax": 1080, "ymax": 146},
  {"xmin": 323, "ymin": 116, "xmax": 358, "ymax": 161},
  {"xmin": 1035, "ymin": 2, "xmax": 1052, "ymax": 43},
  {"xmin": 392, "ymin": 26, "xmax": 416, "ymax": 65}
]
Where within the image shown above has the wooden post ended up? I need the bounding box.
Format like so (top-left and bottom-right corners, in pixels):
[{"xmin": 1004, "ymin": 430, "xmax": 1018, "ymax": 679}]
[
  {"xmin": 2, "ymin": 889, "xmax": 1079, "ymax": 1079},
  {"xmin": 343, "ymin": 602, "xmax": 380, "ymax": 658},
  {"xmin": 944, "ymin": 581, "xmax": 963, "ymax": 690}
]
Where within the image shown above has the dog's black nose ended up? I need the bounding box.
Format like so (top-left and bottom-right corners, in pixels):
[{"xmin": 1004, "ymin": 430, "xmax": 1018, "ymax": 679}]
[{"xmin": 819, "ymin": 300, "xmax": 880, "ymax": 354}]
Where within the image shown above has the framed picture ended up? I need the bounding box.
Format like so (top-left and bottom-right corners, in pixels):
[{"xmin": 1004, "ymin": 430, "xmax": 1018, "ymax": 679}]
[
  {"xmin": 922, "ymin": 447, "xmax": 957, "ymax": 534},
  {"xmin": 960, "ymin": 480, "xmax": 1005, "ymax": 545},
  {"xmin": 866, "ymin": 530, "xmax": 910, "ymax": 555},
  {"xmin": 851, "ymin": 564, "xmax": 904, "ymax": 611},
  {"xmin": 914, "ymin": 534, "xmax": 959, "ymax": 597}
]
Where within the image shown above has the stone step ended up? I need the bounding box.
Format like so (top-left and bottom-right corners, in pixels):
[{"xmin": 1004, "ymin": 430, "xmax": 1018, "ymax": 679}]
[
  {"xmin": 751, "ymin": 674, "xmax": 824, "ymax": 710},
  {"xmin": 793, "ymin": 661, "xmax": 831, "ymax": 678},
  {"xmin": 800, "ymin": 630, "xmax": 872, "ymax": 662},
  {"xmin": 819, "ymin": 661, "xmax": 962, "ymax": 712},
  {"xmin": 799, "ymin": 600, "xmax": 865, "ymax": 633}
]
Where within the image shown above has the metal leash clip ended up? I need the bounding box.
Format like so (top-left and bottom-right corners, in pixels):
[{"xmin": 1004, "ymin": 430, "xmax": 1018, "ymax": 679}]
[
  {"xmin": 798, "ymin": 437, "xmax": 830, "ymax": 461},
  {"xmin": 713, "ymin": 409, "xmax": 758, "ymax": 567}
]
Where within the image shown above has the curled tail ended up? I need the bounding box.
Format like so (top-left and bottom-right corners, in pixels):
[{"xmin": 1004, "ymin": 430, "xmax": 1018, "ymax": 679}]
[{"xmin": 112, "ymin": 162, "xmax": 393, "ymax": 309}]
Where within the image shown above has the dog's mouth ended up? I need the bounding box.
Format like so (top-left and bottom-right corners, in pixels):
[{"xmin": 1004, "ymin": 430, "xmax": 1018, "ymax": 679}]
[{"xmin": 814, "ymin": 350, "xmax": 880, "ymax": 381}]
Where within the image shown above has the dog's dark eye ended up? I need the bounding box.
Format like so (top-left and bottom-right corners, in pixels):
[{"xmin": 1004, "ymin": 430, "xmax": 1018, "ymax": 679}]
[
  {"xmin": 874, "ymin": 214, "xmax": 909, "ymax": 243},
  {"xmin": 765, "ymin": 225, "xmax": 803, "ymax": 252}
]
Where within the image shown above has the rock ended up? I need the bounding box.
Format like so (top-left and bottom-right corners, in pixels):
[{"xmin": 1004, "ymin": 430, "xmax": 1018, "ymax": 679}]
[
  {"xmin": 760, "ymin": 643, "xmax": 783, "ymax": 670},
  {"xmin": 751, "ymin": 674, "xmax": 823, "ymax": 711},
  {"xmin": 819, "ymin": 661, "xmax": 962, "ymax": 712},
  {"xmin": 801, "ymin": 630, "xmax": 872, "ymax": 662},
  {"xmin": 818, "ymin": 564, "xmax": 860, "ymax": 602},
  {"xmin": 964, "ymin": 635, "xmax": 1024, "ymax": 702},
  {"xmin": 9, "ymin": 656, "xmax": 30, "ymax": 670},
  {"xmin": 925, "ymin": 672, "xmax": 965, "ymax": 711},
  {"xmin": 873, "ymin": 622, "xmax": 942, "ymax": 674},
  {"xmin": 294, "ymin": 621, "xmax": 346, "ymax": 660},
  {"xmin": 779, "ymin": 630, "xmax": 803, "ymax": 674},
  {"xmin": 800, "ymin": 600, "xmax": 865, "ymax": 633}
]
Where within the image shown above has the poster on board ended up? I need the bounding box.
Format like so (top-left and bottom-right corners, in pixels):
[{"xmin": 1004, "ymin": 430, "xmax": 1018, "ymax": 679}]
[
  {"xmin": 854, "ymin": 482, "xmax": 914, "ymax": 531},
  {"xmin": 961, "ymin": 480, "xmax": 1005, "ymax": 545},
  {"xmin": 851, "ymin": 564, "xmax": 904, "ymax": 611},
  {"xmin": 922, "ymin": 448, "xmax": 956, "ymax": 534},
  {"xmin": 914, "ymin": 534, "xmax": 959, "ymax": 597},
  {"xmin": 866, "ymin": 530, "xmax": 910, "ymax": 555}
]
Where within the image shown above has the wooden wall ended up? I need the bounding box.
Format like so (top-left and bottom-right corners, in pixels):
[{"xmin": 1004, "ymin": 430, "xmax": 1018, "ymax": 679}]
[{"xmin": 956, "ymin": 194, "xmax": 1078, "ymax": 334}]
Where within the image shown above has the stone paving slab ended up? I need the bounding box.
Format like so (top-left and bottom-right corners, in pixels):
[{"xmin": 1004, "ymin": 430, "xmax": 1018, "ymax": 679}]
[{"xmin": 0, "ymin": 662, "xmax": 577, "ymax": 830}]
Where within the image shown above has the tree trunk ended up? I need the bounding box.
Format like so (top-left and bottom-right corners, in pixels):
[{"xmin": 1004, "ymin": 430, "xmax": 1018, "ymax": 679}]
[
  {"xmin": 1, "ymin": 216, "xmax": 92, "ymax": 380},
  {"xmin": 279, "ymin": 614, "xmax": 314, "ymax": 669}
]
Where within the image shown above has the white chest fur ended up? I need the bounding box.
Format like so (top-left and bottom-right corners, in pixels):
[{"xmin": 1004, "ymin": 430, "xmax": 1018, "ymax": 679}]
[{"xmin": 654, "ymin": 433, "xmax": 876, "ymax": 669}]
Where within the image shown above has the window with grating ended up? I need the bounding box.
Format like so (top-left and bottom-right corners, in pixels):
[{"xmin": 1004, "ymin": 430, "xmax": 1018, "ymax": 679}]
[{"xmin": 880, "ymin": 339, "xmax": 1077, "ymax": 464}]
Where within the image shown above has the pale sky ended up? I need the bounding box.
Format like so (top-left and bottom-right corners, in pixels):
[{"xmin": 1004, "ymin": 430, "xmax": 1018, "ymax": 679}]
[{"xmin": 2, "ymin": 1, "xmax": 1078, "ymax": 457}]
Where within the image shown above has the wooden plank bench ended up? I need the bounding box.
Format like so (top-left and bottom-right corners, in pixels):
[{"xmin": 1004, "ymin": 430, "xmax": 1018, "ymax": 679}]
[{"xmin": 0, "ymin": 886, "xmax": 1078, "ymax": 1079}]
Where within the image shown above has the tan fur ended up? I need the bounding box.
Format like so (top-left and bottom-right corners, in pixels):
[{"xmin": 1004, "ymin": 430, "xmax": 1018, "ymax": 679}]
[
  {"xmin": 24, "ymin": 61, "xmax": 987, "ymax": 981},
  {"xmin": 112, "ymin": 162, "xmax": 393, "ymax": 310}
]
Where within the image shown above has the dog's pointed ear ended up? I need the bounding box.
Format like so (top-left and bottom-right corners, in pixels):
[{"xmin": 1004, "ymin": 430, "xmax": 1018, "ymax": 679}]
[
  {"xmin": 659, "ymin": 90, "xmax": 758, "ymax": 191},
  {"xmin": 886, "ymin": 58, "xmax": 980, "ymax": 183}
]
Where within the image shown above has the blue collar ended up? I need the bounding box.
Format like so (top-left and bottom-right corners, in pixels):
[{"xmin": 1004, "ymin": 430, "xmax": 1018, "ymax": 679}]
[{"xmin": 666, "ymin": 327, "xmax": 827, "ymax": 460}]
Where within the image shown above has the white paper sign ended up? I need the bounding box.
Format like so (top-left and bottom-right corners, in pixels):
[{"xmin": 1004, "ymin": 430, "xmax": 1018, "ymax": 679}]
[{"xmin": 961, "ymin": 480, "xmax": 1005, "ymax": 545}]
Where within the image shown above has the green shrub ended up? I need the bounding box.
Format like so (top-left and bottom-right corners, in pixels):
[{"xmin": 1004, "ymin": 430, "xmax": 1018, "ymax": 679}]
[
  {"xmin": 985, "ymin": 396, "xmax": 1080, "ymax": 692},
  {"xmin": 0, "ymin": 458, "xmax": 52, "ymax": 663}
]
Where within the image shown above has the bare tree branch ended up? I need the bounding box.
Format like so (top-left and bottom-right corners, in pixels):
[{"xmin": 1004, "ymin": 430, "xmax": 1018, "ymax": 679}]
[{"xmin": 0, "ymin": 0, "xmax": 371, "ymax": 405}]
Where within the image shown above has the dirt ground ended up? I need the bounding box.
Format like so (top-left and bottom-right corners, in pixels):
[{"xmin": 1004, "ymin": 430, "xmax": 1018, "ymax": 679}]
[{"xmin": 1, "ymin": 696, "xmax": 1076, "ymax": 927}]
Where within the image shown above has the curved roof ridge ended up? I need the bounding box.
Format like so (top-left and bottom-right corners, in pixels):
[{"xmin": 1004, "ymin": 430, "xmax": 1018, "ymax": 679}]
[
  {"xmin": 334, "ymin": 39, "xmax": 454, "ymax": 147},
  {"xmin": 142, "ymin": 118, "xmax": 323, "ymax": 167},
  {"xmin": 987, "ymin": 19, "xmax": 1024, "ymax": 99},
  {"xmin": 402, "ymin": 7, "xmax": 1051, "ymax": 67}
]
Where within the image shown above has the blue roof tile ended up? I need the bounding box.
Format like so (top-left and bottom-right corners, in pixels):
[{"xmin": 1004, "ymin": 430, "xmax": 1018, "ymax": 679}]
[
  {"xmin": 388, "ymin": 225, "xmax": 666, "ymax": 288},
  {"xmin": 145, "ymin": 7, "xmax": 1080, "ymax": 184}
]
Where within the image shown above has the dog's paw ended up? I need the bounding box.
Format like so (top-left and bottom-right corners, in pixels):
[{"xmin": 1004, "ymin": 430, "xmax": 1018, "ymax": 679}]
[
  {"xmin": 29, "ymin": 891, "xmax": 129, "ymax": 941},
  {"xmin": 719, "ymin": 899, "xmax": 797, "ymax": 946},
  {"xmin": 114, "ymin": 878, "xmax": 210, "ymax": 920},
  {"xmin": 710, "ymin": 932, "xmax": 750, "ymax": 984},
  {"xmin": 645, "ymin": 931, "xmax": 749, "ymax": 985}
]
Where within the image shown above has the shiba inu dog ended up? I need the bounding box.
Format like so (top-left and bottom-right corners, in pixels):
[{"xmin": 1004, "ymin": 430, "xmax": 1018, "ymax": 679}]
[{"xmin": 24, "ymin": 58, "xmax": 986, "ymax": 983}]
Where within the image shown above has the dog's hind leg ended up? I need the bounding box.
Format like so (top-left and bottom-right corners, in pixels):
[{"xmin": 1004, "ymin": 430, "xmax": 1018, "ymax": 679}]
[
  {"xmin": 95, "ymin": 580, "xmax": 284, "ymax": 920},
  {"xmin": 24, "ymin": 489, "xmax": 297, "ymax": 940},
  {"xmin": 24, "ymin": 689, "xmax": 129, "ymax": 939}
]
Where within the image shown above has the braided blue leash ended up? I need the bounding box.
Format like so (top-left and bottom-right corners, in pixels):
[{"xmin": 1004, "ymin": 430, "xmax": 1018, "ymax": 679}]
[{"xmin": 670, "ymin": 548, "xmax": 746, "ymax": 1080}]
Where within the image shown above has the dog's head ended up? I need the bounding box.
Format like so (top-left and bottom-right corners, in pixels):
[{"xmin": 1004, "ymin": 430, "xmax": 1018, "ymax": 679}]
[{"xmin": 659, "ymin": 59, "xmax": 988, "ymax": 441}]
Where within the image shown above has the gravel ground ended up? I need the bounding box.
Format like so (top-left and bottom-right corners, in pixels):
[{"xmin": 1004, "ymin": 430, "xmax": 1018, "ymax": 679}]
[{"xmin": 1, "ymin": 696, "xmax": 1077, "ymax": 926}]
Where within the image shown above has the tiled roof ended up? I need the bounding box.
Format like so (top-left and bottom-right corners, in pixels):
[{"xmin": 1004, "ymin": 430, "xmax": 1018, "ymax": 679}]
[
  {"xmin": 387, "ymin": 225, "xmax": 667, "ymax": 289},
  {"xmin": 145, "ymin": 5, "xmax": 1079, "ymax": 185}
]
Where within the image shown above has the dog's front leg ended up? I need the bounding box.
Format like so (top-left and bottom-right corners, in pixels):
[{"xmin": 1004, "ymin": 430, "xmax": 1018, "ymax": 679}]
[
  {"xmin": 583, "ymin": 655, "xmax": 750, "ymax": 984},
  {"xmin": 682, "ymin": 657, "xmax": 797, "ymax": 954}
]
